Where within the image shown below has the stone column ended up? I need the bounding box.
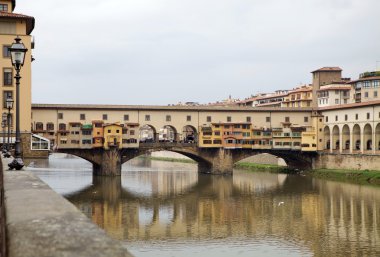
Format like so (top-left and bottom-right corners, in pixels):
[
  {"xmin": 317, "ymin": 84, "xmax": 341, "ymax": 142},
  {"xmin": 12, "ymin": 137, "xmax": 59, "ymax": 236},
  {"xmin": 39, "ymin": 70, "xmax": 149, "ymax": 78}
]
[
  {"xmin": 360, "ymin": 126, "xmax": 364, "ymax": 154},
  {"xmin": 93, "ymin": 147, "xmax": 122, "ymax": 176},
  {"xmin": 330, "ymin": 130, "xmax": 333, "ymax": 153},
  {"xmin": 339, "ymin": 126, "xmax": 343, "ymax": 154},
  {"xmin": 349, "ymin": 128, "xmax": 353, "ymax": 154}
]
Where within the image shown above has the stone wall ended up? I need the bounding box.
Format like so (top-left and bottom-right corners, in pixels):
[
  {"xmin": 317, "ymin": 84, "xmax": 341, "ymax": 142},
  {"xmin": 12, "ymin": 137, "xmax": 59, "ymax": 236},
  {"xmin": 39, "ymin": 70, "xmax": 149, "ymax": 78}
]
[
  {"xmin": 314, "ymin": 153, "xmax": 380, "ymax": 171},
  {"xmin": 0, "ymin": 158, "xmax": 5, "ymax": 257}
]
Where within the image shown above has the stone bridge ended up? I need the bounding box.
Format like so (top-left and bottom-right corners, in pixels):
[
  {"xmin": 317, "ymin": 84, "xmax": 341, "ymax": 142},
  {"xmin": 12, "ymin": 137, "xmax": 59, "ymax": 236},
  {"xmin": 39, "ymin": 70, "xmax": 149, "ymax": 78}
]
[{"xmin": 56, "ymin": 143, "xmax": 317, "ymax": 176}]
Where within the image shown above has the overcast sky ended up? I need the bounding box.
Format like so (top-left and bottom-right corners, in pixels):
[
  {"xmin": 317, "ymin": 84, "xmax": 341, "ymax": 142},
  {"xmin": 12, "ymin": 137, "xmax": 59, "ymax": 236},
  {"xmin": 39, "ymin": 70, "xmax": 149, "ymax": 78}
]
[{"xmin": 17, "ymin": 0, "xmax": 380, "ymax": 105}]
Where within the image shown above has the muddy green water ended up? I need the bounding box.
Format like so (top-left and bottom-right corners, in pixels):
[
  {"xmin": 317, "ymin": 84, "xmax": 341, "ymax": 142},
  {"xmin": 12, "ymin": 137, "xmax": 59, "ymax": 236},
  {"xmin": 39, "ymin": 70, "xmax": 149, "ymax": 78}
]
[{"xmin": 28, "ymin": 154, "xmax": 380, "ymax": 257}]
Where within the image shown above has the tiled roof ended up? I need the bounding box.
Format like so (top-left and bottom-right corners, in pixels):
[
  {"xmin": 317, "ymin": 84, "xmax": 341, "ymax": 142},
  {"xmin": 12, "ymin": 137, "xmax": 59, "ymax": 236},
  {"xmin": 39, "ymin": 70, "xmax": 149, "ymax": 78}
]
[
  {"xmin": 311, "ymin": 67, "xmax": 342, "ymax": 73},
  {"xmin": 319, "ymin": 100, "xmax": 380, "ymax": 111},
  {"xmin": 348, "ymin": 76, "xmax": 380, "ymax": 84},
  {"xmin": 32, "ymin": 103, "xmax": 314, "ymax": 112},
  {"xmin": 0, "ymin": 11, "xmax": 35, "ymax": 34},
  {"xmin": 317, "ymin": 86, "xmax": 352, "ymax": 91}
]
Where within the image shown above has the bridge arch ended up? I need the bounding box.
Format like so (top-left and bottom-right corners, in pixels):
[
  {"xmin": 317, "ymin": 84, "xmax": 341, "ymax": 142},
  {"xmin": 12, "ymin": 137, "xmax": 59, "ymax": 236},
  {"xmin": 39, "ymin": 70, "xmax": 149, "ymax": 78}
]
[
  {"xmin": 158, "ymin": 125, "xmax": 179, "ymax": 142},
  {"xmin": 231, "ymin": 149, "xmax": 315, "ymax": 171},
  {"xmin": 323, "ymin": 126, "xmax": 330, "ymax": 150},
  {"xmin": 139, "ymin": 124, "xmax": 157, "ymax": 142},
  {"xmin": 353, "ymin": 124, "xmax": 361, "ymax": 151},
  {"xmin": 342, "ymin": 124, "xmax": 350, "ymax": 151},
  {"xmin": 182, "ymin": 125, "xmax": 197, "ymax": 143},
  {"xmin": 363, "ymin": 123, "xmax": 372, "ymax": 151},
  {"xmin": 332, "ymin": 125, "xmax": 340, "ymax": 151},
  {"xmin": 376, "ymin": 123, "xmax": 380, "ymax": 151}
]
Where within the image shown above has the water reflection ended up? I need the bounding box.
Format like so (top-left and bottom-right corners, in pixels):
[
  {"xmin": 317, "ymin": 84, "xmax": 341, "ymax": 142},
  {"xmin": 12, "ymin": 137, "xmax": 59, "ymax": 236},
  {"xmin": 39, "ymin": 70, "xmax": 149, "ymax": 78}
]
[{"xmin": 30, "ymin": 155, "xmax": 380, "ymax": 257}]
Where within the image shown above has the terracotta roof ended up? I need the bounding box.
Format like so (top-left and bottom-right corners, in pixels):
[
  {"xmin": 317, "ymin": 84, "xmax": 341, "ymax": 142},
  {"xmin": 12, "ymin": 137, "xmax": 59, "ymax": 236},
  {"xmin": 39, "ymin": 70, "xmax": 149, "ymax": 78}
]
[
  {"xmin": 311, "ymin": 67, "xmax": 342, "ymax": 73},
  {"xmin": 32, "ymin": 103, "xmax": 314, "ymax": 112},
  {"xmin": 317, "ymin": 86, "xmax": 352, "ymax": 91},
  {"xmin": 212, "ymin": 122, "xmax": 251, "ymax": 125},
  {"xmin": 348, "ymin": 76, "xmax": 380, "ymax": 84},
  {"xmin": 0, "ymin": 11, "xmax": 35, "ymax": 34},
  {"xmin": 318, "ymin": 100, "xmax": 380, "ymax": 111}
]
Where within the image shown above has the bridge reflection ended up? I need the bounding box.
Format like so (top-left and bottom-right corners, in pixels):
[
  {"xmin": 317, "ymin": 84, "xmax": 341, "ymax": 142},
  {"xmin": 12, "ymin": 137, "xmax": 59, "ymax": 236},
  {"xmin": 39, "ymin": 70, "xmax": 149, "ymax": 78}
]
[{"xmin": 66, "ymin": 171, "xmax": 380, "ymax": 256}]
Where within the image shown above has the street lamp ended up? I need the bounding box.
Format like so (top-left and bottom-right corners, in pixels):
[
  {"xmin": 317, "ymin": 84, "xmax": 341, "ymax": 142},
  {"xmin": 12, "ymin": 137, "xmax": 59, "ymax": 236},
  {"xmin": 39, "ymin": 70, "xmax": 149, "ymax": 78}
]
[
  {"xmin": 6, "ymin": 97, "xmax": 14, "ymax": 157},
  {"xmin": 8, "ymin": 36, "xmax": 27, "ymax": 170},
  {"xmin": 1, "ymin": 114, "xmax": 6, "ymax": 153}
]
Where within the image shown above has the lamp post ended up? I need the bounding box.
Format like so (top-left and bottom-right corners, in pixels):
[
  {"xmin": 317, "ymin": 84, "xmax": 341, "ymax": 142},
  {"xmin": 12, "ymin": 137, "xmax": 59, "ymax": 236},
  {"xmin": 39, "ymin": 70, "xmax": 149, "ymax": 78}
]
[
  {"xmin": 8, "ymin": 36, "xmax": 27, "ymax": 170},
  {"xmin": 6, "ymin": 97, "xmax": 14, "ymax": 157},
  {"xmin": 1, "ymin": 114, "xmax": 6, "ymax": 153}
]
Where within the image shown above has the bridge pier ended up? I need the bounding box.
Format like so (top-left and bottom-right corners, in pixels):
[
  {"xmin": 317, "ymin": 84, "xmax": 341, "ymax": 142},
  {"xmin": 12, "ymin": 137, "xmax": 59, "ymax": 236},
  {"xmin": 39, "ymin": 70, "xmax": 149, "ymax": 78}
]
[
  {"xmin": 198, "ymin": 148, "xmax": 234, "ymax": 175},
  {"xmin": 93, "ymin": 148, "xmax": 122, "ymax": 176}
]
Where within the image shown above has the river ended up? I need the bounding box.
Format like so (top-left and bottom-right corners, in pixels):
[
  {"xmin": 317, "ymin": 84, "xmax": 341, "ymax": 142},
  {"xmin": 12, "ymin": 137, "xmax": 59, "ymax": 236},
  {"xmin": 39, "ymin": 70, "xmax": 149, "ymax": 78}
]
[{"xmin": 28, "ymin": 154, "xmax": 380, "ymax": 257}]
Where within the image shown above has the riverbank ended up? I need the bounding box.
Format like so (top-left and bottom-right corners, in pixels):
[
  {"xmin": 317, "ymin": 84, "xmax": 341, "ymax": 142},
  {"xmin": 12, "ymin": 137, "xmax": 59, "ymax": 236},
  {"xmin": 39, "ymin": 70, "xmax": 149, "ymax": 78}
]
[
  {"xmin": 309, "ymin": 169, "xmax": 380, "ymax": 186},
  {"xmin": 141, "ymin": 156, "xmax": 380, "ymax": 186}
]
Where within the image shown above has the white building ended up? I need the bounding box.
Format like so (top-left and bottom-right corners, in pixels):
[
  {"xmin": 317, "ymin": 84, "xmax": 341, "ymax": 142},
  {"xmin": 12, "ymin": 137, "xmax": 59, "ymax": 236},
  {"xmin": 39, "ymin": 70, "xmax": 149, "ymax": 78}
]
[{"xmin": 317, "ymin": 84, "xmax": 353, "ymax": 107}]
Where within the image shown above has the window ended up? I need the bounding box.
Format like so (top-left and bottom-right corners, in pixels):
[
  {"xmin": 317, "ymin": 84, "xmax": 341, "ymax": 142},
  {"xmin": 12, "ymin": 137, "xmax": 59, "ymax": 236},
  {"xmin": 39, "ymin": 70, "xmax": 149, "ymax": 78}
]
[
  {"xmin": 58, "ymin": 113, "xmax": 63, "ymax": 119},
  {"xmin": 227, "ymin": 116, "xmax": 231, "ymax": 122},
  {"xmin": 130, "ymin": 130, "xmax": 135, "ymax": 136},
  {"xmin": 345, "ymin": 114, "xmax": 348, "ymax": 121},
  {"xmin": 187, "ymin": 115, "xmax": 191, "ymax": 121},
  {"xmin": 35, "ymin": 122, "xmax": 43, "ymax": 130},
  {"xmin": 2, "ymin": 45, "xmax": 10, "ymax": 58},
  {"xmin": 3, "ymin": 91, "xmax": 12, "ymax": 108},
  {"xmin": 203, "ymin": 140, "xmax": 212, "ymax": 144},
  {"xmin": 108, "ymin": 130, "xmax": 111, "ymax": 133},
  {"xmin": 374, "ymin": 91, "xmax": 378, "ymax": 98},
  {"xmin": 46, "ymin": 123, "xmax": 54, "ymax": 131},
  {"xmin": 304, "ymin": 117, "xmax": 308, "ymax": 123},
  {"xmin": 355, "ymin": 114, "xmax": 358, "ymax": 120},
  {"xmin": 335, "ymin": 115, "xmax": 338, "ymax": 121},
  {"xmin": 124, "ymin": 114, "xmax": 129, "ymax": 121},
  {"xmin": 207, "ymin": 116, "xmax": 212, "ymax": 122},
  {"xmin": 31, "ymin": 134, "xmax": 50, "ymax": 150},
  {"xmin": 102, "ymin": 114, "xmax": 108, "ymax": 120},
  {"xmin": 82, "ymin": 130, "xmax": 91, "ymax": 135},
  {"xmin": 364, "ymin": 92, "xmax": 369, "ymax": 98},
  {"xmin": 246, "ymin": 116, "xmax": 251, "ymax": 122},
  {"xmin": 80, "ymin": 114, "xmax": 85, "ymax": 120},
  {"xmin": 285, "ymin": 117, "xmax": 290, "ymax": 122},
  {"xmin": 3, "ymin": 68, "xmax": 12, "ymax": 86},
  {"xmin": 82, "ymin": 139, "xmax": 92, "ymax": 145},
  {"xmin": 166, "ymin": 115, "xmax": 171, "ymax": 122},
  {"xmin": 266, "ymin": 117, "xmax": 271, "ymax": 122},
  {"xmin": 325, "ymin": 116, "xmax": 328, "ymax": 122},
  {"xmin": 59, "ymin": 123, "xmax": 66, "ymax": 131},
  {"xmin": 367, "ymin": 113, "xmax": 370, "ymax": 120},
  {"xmin": 214, "ymin": 131, "xmax": 220, "ymax": 136},
  {"xmin": 0, "ymin": 4, "xmax": 7, "ymax": 12},
  {"xmin": 335, "ymin": 99, "xmax": 339, "ymax": 104},
  {"xmin": 145, "ymin": 115, "xmax": 150, "ymax": 121}
]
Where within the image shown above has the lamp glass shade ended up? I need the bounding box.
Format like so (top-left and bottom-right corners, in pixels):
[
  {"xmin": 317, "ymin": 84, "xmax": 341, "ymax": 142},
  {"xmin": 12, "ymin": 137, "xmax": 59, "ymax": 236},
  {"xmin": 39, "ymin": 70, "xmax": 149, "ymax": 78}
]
[
  {"xmin": 6, "ymin": 98, "xmax": 14, "ymax": 109},
  {"xmin": 9, "ymin": 37, "xmax": 28, "ymax": 67}
]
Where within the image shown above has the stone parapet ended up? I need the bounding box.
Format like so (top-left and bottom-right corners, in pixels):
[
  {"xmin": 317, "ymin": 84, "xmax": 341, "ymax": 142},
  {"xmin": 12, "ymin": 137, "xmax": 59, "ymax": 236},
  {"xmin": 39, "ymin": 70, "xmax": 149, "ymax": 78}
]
[{"xmin": 2, "ymin": 157, "xmax": 133, "ymax": 257}]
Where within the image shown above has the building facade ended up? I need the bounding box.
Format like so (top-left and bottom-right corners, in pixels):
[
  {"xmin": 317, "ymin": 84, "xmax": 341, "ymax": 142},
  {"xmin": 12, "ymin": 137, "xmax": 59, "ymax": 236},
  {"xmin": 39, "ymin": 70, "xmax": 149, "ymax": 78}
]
[{"xmin": 0, "ymin": 0, "xmax": 34, "ymax": 133}]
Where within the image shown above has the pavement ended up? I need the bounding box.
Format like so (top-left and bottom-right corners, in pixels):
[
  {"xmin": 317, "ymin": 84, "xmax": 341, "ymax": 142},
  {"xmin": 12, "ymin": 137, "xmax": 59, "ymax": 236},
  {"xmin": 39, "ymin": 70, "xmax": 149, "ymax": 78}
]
[{"xmin": 2, "ymin": 156, "xmax": 133, "ymax": 257}]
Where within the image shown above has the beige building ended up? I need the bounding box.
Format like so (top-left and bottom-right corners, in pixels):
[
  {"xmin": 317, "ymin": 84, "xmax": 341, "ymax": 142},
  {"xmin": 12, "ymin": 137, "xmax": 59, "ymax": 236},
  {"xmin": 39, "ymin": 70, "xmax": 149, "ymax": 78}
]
[
  {"xmin": 350, "ymin": 71, "xmax": 380, "ymax": 103},
  {"xmin": 320, "ymin": 100, "xmax": 380, "ymax": 154},
  {"xmin": 0, "ymin": 0, "xmax": 34, "ymax": 133},
  {"xmin": 317, "ymin": 83, "xmax": 353, "ymax": 107},
  {"xmin": 311, "ymin": 67, "xmax": 343, "ymax": 107},
  {"xmin": 281, "ymin": 85, "xmax": 312, "ymax": 108}
]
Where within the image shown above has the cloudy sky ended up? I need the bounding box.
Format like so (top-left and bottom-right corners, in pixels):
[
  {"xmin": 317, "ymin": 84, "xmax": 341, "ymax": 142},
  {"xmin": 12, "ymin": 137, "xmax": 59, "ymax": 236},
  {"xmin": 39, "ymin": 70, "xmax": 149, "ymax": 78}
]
[{"xmin": 17, "ymin": 0, "xmax": 380, "ymax": 105}]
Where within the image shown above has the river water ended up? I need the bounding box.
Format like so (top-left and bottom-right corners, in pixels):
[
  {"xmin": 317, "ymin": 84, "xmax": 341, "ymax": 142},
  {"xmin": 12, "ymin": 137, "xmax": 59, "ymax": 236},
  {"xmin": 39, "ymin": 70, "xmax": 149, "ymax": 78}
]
[{"xmin": 28, "ymin": 154, "xmax": 380, "ymax": 257}]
